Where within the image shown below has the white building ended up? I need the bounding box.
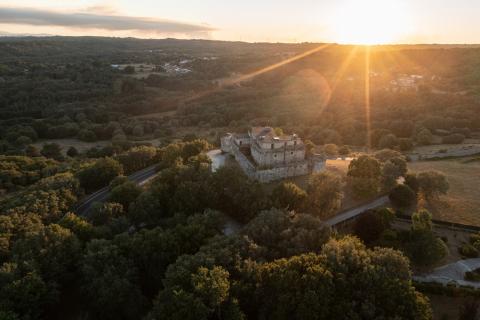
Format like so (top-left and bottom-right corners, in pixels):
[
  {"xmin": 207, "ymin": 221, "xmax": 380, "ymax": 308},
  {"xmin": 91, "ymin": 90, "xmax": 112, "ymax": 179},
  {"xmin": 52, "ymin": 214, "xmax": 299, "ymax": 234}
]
[{"xmin": 221, "ymin": 127, "xmax": 323, "ymax": 182}]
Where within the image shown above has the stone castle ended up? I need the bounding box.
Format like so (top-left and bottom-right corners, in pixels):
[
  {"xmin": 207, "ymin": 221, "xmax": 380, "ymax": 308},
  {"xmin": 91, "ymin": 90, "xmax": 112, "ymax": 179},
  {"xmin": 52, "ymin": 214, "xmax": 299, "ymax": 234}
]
[{"xmin": 221, "ymin": 127, "xmax": 324, "ymax": 182}]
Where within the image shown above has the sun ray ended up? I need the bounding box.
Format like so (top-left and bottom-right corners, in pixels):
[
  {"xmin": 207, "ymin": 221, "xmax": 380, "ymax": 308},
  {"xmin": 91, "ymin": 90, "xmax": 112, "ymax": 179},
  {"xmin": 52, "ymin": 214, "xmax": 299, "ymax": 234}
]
[
  {"xmin": 224, "ymin": 44, "xmax": 332, "ymax": 85},
  {"xmin": 364, "ymin": 46, "xmax": 372, "ymax": 151},
  {"xmin": 183, "ymin": 43, "xmax": 332, "ymax": 105},
  {"xmin": 313, "ymin": 45, "xmax": 359, "ymax": 118}
]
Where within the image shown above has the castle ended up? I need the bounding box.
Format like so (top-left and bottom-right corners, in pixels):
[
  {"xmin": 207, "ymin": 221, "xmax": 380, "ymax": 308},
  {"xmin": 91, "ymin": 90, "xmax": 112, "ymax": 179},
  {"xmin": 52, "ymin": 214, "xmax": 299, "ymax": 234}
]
[{"xmin": 221, "ymin": 127, "xmax": 324, "ymax": 182}]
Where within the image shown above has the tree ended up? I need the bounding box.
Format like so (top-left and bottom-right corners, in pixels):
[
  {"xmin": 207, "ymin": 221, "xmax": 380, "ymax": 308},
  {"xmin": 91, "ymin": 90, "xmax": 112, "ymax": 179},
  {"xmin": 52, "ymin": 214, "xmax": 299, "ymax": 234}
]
[
  {"xmin": 109, "ymin": 175, "xmax": 129, "ymax": 189},
  {"xmin": 244, "ymin": 209, "xmax": 330, "ymax": 259},
  {"xmin": 381, "ymin": 157, "xmax": 407, "ymax": 191},
  {"xmin": 58, "ymin": 212, "xmax": 97, "ymax": 242},
  {"xmin": 212, "ymin": 166, "xmax": 268, "ymax": 223},
  {"xmin": 443, "ymin": 133, "xmax": 466, "ymax": 144},
  {"xmin": 416, "ymin": 129, "xmax": 434, "ymax": 146},
  {"xmin": 306, "ymin": 171, "xmax": 343, "ymax": 217},
  {"xmin": 251, "ymin": 237, "xmax": 432, "ymax": 320},
  {"xmin": 11, "ymin": 224, "xmax": 81, "ymax": 284},
  {"xmin": 347, "ymin": 155, "xmax": 382, "ymax": 198},
  {"xmin": 0, "ymin": 266, "xmax": 58, "ymax": 320},
  {"xmin": 78, "ymin": 129, "xmax": 97, "ymax": 142},
  {"xmin": 404, "ymin": 173, "xmax": 420, "ymax": 193},
  {"xmin": 398, "ymin": 138, "xmax": 414, "ymax": 151},
  {"xmin": 25, "ymin": 145, "xmax": 40, "ymax": 157},
  {"xmin": 304, "ymin": 139, "xmax": 315, "ymax": 157},
  {"xmin": 353, "ymin": 210, "xmax": 386, "ymax": 244},
  {"xmin": 89, "ymin": 202, "xmax": 124, "ymax": 226},
  {"xmin": 81, "ymin": 239, "xmax": 146, "ymax": 320},
  {"xmin": 405, "ymin": 210, "xmax": 448, "ymax": 266},
  {"xmin": 40, "ymin": 143, "xmax": 63, "ymax": 161},
  {"xmin": 271, "ymin": 182, "xmax": 306, "ymax": 211},
  {"xmin": 389, "ymin": 184, "xmax": 416, "ymax": 208},
  {"xmin": 66, "ymin": 146, "xmax": 79, "ymax": 157},
  {"xmin": 417, "ymin": 171, "xmax": 449, "ymax": 200},
  {"xmin": 77, "ymin": 158, "xmax": 123, "ymax": 193},
  {"xmin": 109, "ymin": 181, "xmax": 142, "ymax": 209},
  {"xmin": 378, "ymin": 134, "xmax": 399, "ymax": 150},
  {"xmin": 116, "ymin": 146, "xmax": 158, "ymax": 174},
  {"xmin": 123, "ymin": 65, "xmax": 135, "ymax": 74},
  {"xmin": 323, "ymin": 144, "xmax": 338, "ymax": 157},
  {"xmin": 338, "ymin": 145, "xmax": 351, "ymax": 156}
]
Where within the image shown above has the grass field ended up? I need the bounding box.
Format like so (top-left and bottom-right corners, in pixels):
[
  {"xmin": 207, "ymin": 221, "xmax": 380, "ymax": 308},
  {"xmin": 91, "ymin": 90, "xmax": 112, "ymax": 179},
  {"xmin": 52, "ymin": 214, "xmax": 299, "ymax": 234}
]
[{"xmin": 409, "ymin": 157, "xmax": 480, "ymax": 226}]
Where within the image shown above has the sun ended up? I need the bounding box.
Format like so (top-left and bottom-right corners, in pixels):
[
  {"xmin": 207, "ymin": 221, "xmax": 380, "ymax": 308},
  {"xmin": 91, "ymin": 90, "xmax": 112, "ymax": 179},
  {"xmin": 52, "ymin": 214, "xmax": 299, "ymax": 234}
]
[{"xmin": 328, "ymin": 0, "xmax": 414, "ymax": 45}]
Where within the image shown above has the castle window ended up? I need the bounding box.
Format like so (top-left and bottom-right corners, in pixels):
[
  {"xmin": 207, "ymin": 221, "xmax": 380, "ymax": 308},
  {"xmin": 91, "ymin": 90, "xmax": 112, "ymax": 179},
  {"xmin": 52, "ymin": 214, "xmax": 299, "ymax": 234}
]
[
  {"xmin": 274, "ymin": 154, "xmax": 277, "ymax": 158},
  {"xmin": 239, "ymin": 141, "xmax": 242, "ymax": 145},
  {"xmin": 294, "ymin": 141, "xmax": 297, "ymax": 146},
  {"xmin": 291, "ymin": 152, "xmax": 294, "ymax": 155},
  {"xmin": 271, "ymin": 144, "xmax": 274, "ymax": 149}
]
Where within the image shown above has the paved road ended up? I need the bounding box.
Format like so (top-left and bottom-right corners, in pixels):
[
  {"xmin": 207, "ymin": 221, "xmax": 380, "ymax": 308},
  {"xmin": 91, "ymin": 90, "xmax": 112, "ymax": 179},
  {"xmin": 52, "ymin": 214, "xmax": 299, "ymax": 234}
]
[
  {"xmin": 75, "ymin": 165, "xmax": 158, "ymax": 216},
  {"xmin": 414, "ymin": 258, "xmax": 480, "ymax": 288},
  {"xmin": 324, "ymin": 196, "xmax": 389, "ymax": 227}
]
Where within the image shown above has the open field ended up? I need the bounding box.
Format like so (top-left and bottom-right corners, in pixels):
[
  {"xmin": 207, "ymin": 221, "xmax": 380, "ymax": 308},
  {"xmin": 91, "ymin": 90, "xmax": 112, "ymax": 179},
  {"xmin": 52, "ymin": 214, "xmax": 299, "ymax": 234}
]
[{"xmin": 409, "ymin": 157, "xmax": 480, "ymax": 226}]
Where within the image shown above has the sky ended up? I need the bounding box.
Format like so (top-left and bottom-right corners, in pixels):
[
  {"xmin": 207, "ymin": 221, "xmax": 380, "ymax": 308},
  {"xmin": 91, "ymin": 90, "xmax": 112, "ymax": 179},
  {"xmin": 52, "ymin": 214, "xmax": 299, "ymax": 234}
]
[{"xmin": 1, "ymin": 0, "xmax": 480, "ymax": 44}]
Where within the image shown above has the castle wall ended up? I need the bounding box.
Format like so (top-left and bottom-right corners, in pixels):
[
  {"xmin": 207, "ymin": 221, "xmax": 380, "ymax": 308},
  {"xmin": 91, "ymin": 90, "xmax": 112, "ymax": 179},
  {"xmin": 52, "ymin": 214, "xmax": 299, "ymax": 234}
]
[
  {"xmin": 220, "ymin": 135, "xmax": 233, "ymax": 153},
  {"xmin": 251, "ymin": 143, "xmax": 305, "ymax": 167},
  {"xmin": 254, "ymin": 162, "xmax": 309, "ymax": 183}
]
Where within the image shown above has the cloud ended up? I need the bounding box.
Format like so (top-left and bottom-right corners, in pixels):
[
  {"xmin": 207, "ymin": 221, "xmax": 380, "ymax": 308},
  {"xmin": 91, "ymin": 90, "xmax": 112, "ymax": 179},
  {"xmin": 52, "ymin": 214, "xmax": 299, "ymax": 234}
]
[{"xmin": 0, "ymin": 7, "xmax": 214, "ymax": 35}]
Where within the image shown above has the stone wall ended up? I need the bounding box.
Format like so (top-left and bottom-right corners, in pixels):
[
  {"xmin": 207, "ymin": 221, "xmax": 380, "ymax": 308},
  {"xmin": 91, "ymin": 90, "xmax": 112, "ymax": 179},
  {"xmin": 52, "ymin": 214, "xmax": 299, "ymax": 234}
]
[{"xmin": 254, "ymin": 162, "xmax": 309, "ymax": 183}]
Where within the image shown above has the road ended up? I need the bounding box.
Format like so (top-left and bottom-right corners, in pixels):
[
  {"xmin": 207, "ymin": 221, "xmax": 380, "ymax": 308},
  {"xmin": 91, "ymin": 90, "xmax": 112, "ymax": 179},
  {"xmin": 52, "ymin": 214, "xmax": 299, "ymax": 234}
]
[
  {"xmin": 75, "ymin": 165, "xmax": 158, "ymax": 216},
  {"xmin": 414, "ymin": 258, "xmax": 480, "ymax": 288},
  {"xmin": 324, "ymin": 196, "xmax": 390, "ymax": 227}
]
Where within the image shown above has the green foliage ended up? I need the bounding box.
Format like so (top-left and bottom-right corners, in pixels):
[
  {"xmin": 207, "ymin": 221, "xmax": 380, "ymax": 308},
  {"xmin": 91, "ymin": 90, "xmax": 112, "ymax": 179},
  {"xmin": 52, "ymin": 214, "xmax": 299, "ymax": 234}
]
[
  {"xmin": 465, "ymin": 268, "xmax": 480, "ymax": 281},
  {"xmin": 378, "ymin": 133, "xmax": 399, "ymax": 149},
  {"xmin": 389, "ymin": 184, "xmax": 417, "ymax": 208},
  {"xmin": 459, "ymin": 243, "xmax": 479, "ymax": 258},
  {"xmin": 270, "ymin": 182, "xmax": 306, "ymax": 211},
  {"xmin": 442, "ymin": 133, "xmax": 465, "ymax": 144},
  {"xmin": 109, "ymin": 181, "xmax": 142, "ymax": 209},
  {"xmin": 211, "ymin": 165, "xmax": 269, "ymax": 223},
  {"xmin": 347, "ymin": 155, "xmax": 382, "ymax": 198},
  {"xmin": 354, "ymin": 210, "xmax": 386, "ymax": 244},
  {"xmin": 66, "ymin": 146, "xmax": 79, "ymax": 157},
  {"xmin": 0, "ymin": 266, "xmax": 58, "ymax": 320},
  {"xmin": 81, "ymin": 239, "xmax": 146, "ymax": 320},
  {"xmin": 0, "ymin": 173, "xmax": 81, "ymax": 222},
  {"xmin": 40, "ymin": 143, "xmax": 63, "ymax": 161},
  {"xmin": 12, "ymin": 224, "xmax": 81, "ymax": 284},
  {"xmin": 243, "ymin": 209, "xmax": 330, "ymax": 259},
  {"xmin": 89, "ymin": 202, "xmax": 125, "ymax": 226},
  {"xmin": 417, "ymin": 170, "xmax": 450, "ymax": 200},
  {"xmin": 0, "ymin": 155, "xmax": 59, "ymax": 191},
  {"xmin": 416, "ymin": 129, "xmax": 434, "ymax": 146},
  {"xmin": 116, "ymin": 145, "xmax": 159, "ymax": 174},
  {"xmin": 405, "ymin": 210, "xmax": 448, "ymax": 266},
  {"xmin": 77, "ymin": 157, "xmax": 123, "ymax": 193},
  {"xmin": 306, "ymin": 171, "xmax": 343, "ymax": 217},
  {"xmin": 57, "ymin": 213, "xmax": 98, "ymax": 242}
]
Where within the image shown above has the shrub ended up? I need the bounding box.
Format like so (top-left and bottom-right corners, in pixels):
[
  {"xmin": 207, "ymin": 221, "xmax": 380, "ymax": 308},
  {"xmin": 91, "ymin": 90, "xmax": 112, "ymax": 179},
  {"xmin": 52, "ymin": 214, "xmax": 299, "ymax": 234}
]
[
  {"xmin": 465, "ymin": 269, "xmax": 480, "ymax": 282},
  {"xmin": 459, "ymin": 243, "xmax": 479, "ymax": 258},
  {"xmin": 442, "ymin": 133, "xmax": 465, "ymax": 144},
  {"xmin": 389, "ymin": 184, "xmax": 417, "ymax": 208},
  {"xmin": 353, "ymin": 210, "xmax": 386, "ymax": 244}
]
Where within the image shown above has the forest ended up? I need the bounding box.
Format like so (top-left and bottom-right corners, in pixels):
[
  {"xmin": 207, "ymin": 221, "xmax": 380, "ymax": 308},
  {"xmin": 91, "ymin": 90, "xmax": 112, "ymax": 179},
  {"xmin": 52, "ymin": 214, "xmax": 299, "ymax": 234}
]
[{"xmin": 1, "ymin": 37, "xmax": 480, "ymax": 319}]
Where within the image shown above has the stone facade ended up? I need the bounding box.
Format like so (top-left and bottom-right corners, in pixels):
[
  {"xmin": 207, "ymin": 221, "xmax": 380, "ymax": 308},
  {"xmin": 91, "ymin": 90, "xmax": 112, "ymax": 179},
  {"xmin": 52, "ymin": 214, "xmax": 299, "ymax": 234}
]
[{"xmin": 221, "ymin": 127, "xmax": 324, "ymax": 183}]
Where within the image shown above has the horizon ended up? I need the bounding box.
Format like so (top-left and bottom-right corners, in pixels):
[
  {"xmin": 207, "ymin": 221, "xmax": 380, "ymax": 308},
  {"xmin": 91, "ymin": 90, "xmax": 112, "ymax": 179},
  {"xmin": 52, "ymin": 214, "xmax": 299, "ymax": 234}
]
[
  {"xmin": 2, "ymin": 34, "xmax": 480, "ymax": 47},
  {"xmin": 2, "ymin": 0, "xmax": 480, "ymax": 44}
]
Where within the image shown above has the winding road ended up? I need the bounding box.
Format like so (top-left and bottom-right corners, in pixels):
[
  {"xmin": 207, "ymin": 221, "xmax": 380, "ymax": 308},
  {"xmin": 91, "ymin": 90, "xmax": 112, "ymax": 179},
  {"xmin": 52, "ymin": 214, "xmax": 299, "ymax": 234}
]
[{"xmin": 75, "ymin": 165, "xmax": 158, "ymax": 216}]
